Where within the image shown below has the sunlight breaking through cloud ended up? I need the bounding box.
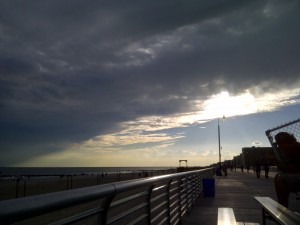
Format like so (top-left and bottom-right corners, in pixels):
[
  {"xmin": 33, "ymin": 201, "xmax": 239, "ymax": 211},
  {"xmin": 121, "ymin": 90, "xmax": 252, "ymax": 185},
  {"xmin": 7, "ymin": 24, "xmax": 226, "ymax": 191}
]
[
  {"xmin": 16, "ymin": 83, "xmax": 300, "ymax": 167},
  {"xmin": 60, "ymin": 86, "xmax": 300, "ymax": 159}
]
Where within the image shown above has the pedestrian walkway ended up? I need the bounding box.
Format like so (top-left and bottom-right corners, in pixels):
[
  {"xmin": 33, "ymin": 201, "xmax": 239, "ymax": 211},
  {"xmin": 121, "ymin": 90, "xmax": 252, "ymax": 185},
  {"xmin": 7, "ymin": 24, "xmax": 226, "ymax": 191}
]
[{"xmin": 182, "ymin": 170, "xmax": 300, "ymax": 225}]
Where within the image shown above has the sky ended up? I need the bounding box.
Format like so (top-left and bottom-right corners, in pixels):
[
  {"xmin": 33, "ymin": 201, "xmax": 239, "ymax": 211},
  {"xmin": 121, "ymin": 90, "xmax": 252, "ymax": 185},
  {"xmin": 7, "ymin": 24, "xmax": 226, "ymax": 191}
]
[{"xmin": 0, "ymin": 0, "xmax": 300, "ymax": 167}]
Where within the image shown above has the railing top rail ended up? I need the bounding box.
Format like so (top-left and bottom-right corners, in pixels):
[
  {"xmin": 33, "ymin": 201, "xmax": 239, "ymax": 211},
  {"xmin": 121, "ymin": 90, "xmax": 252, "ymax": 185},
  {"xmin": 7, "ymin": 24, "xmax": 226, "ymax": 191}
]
[
  {"xmin": 0, "ymin": 183, "xmax": 116, "ymax": 223},
  {"xmin": 113, "ymin": 168, "xmax": 209, "ymax": 192},
  {"xmin": 0, "ymin": 168, "xmax": 213, "ymax": 224}
]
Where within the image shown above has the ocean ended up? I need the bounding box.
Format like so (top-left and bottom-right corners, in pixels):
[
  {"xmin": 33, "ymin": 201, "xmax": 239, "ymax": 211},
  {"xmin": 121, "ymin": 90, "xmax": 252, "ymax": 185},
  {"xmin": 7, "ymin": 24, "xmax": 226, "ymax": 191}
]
[{"xmin": 0, "ymin": 167, "xmax": 176, "ymax": 177}]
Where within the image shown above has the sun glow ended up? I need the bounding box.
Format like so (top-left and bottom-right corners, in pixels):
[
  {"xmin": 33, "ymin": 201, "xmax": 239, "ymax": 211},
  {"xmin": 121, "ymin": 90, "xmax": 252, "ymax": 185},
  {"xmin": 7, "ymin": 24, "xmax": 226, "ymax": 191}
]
[{"xmin": 202, "ymin": 91, "xmax": 257, "ymax": 118}]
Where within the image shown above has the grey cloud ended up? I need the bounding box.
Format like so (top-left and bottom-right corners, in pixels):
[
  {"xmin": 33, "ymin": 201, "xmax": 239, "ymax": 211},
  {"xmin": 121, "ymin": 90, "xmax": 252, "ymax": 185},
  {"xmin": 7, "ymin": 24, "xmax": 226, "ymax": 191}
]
[{"xmin": 0, "ymin": 0, "xmax": 299, "ymax": 164}]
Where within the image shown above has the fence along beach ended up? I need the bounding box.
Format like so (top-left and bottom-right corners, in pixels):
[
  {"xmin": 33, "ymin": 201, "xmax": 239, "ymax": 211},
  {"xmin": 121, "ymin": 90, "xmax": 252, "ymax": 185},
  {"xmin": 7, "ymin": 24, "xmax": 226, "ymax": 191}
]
[{"xmin": 0, "ymin": 167, "xmax": 176, "ymax": 201}]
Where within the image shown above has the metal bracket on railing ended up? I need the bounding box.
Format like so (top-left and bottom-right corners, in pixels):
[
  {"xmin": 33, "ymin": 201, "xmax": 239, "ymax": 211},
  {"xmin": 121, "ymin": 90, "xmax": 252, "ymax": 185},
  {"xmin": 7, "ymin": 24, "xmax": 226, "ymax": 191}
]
[
  {"xmin": 167, "ymin": 180, "xmax": 172, "ymax": 224},
  {"xmin": 98, "ymin": 192, "xmax": 116, "ymax": 225},
  {"xmin": 147, "ymin": 184, "xmax": 155, "ymax": 224}
]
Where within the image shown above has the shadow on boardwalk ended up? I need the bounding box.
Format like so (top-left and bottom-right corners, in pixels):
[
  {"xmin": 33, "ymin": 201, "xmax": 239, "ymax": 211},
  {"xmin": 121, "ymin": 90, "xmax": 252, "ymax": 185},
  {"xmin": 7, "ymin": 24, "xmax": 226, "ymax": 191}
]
[{"xmin": 183, "ymin": 170, "xmax": 300, "ymax": 225}]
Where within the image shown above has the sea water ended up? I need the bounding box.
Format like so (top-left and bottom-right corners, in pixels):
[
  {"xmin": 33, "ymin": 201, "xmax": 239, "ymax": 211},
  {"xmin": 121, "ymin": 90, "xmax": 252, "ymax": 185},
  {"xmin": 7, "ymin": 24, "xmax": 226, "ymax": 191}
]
[{"xmin": 0, "ymin": 167, "xmax": 176, "ymax": 177}]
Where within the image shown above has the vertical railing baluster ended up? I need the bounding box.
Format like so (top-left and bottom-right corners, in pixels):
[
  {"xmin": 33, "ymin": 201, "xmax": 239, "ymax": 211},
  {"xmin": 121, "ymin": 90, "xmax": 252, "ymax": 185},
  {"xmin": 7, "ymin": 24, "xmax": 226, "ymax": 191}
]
[
  {"xmin": 15, "ymin": 178, "xmax": 19, "ymax": 198},
  {"xmin": 167, "ymin": 180, "xmax": 172, "ymax": 224},
  {"xmin": 185, "ymin": 175, "xmax": 189, "ymax": 213},
  {"xmin": 178, "ymin": 177, "xmax": 183, "ymax": 225},
  {"xmin": 23, "ymin": 180, "xmax": 27, "ymax": 197},
  {"xmin": 97, "ymin": 192, "xmax": 115, "ymax": 225},
  {"xmin": 147, "ymin": 184, "xmax": 154, "ymax": 225}
]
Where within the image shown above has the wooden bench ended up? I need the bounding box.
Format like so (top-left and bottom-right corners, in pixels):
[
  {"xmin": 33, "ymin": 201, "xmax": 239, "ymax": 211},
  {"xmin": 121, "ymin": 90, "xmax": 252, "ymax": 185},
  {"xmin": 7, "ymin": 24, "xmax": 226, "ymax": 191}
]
[
  {"xmin": 218, "ymin": 208, "xmax": 259, "ymax": 225},
  {"xmin": 254, "ymin": 196, "xmax": 300, "ymax": 225}
]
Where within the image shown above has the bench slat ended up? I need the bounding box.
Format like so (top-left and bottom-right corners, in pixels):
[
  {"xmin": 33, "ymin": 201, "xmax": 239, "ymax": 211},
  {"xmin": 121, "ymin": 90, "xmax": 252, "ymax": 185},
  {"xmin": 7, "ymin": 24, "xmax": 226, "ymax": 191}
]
[
  {"xmin": 218, "ymin": 208, "xmax": 237, "ymax": 225},
  {"xmin": 237, "ymin": 222, "xmax": 260, "ymax": 225}
]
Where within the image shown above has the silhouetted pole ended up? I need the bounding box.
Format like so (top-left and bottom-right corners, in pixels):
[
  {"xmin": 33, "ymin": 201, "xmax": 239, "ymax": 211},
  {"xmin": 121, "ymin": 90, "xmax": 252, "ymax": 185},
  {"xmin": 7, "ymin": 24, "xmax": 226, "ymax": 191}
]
[
  {"xmin": 218, "ymin": 118, "xmax": 221, "ymax": 164},
  {"xmin": 218, "ymin": 116, "xmax": 225, "ymax": 164}
]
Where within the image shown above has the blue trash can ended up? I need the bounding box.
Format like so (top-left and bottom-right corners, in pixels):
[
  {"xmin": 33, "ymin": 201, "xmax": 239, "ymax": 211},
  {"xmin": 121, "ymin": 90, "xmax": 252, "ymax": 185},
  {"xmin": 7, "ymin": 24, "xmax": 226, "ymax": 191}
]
[{"xmin": 202, "ymin": 178, "xmax": 215, "ymax": 197}]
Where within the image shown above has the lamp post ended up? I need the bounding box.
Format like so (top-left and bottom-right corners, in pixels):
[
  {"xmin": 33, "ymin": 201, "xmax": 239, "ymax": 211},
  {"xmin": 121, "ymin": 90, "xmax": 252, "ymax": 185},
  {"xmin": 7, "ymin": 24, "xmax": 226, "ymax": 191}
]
[{"xmin": 218, "ymin": 115, "xmax": 225, "ymax": 164}]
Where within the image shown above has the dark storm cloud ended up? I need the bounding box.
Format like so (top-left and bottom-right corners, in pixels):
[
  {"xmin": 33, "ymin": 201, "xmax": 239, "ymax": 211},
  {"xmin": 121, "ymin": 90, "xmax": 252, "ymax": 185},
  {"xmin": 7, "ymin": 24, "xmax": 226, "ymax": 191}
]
[{"xmin": 0, "ymin": 0, "xmax": 300, "ymax": 165}]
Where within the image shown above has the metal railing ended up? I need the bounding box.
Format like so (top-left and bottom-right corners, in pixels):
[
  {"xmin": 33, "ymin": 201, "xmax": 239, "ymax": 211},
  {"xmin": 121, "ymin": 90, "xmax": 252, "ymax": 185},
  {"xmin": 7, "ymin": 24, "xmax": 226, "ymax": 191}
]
[{"xmin": 0, "ymin": 168, "xmax": 214, "ymax": 225}]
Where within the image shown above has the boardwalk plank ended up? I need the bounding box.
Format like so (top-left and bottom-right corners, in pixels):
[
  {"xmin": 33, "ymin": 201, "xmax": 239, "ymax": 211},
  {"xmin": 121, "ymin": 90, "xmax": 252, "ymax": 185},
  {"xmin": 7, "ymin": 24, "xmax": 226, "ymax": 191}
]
[{"xmin": 183, "ymin": 170, "xmax": 300, "ymax": 225}]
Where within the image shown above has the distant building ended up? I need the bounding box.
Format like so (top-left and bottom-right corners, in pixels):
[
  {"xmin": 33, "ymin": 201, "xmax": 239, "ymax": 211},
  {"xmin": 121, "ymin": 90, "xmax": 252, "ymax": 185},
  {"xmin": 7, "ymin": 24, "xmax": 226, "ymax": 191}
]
[
  {"xmin": 241, "ymin": 147, "xmax": 274, "ymax": 166},
  {"xmin": 233, "ymin": 154, "xmax": 242, "ymax": 166}
]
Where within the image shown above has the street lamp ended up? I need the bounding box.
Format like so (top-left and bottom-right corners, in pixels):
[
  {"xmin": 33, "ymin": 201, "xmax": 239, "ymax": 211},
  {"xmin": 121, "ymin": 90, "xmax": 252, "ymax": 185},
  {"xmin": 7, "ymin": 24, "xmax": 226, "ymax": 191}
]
[{"xmin": 218, "ymin": 115, "xmax": 225, "ymax": 164}]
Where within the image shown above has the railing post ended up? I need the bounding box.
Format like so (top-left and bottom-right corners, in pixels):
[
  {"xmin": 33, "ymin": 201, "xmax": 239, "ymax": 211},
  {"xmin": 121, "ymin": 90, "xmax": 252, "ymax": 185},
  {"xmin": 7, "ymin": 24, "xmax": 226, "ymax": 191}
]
[
  {"xmin": 183, "ymin": 175, "xmax": 188, "ymax": 214},
  {"xmin": 186, "ymin": 175, "xmax": 190, "ymax": 212},
  {"xmin": 198, "ymin": 172, "xmax": 202, "ymax": 197},
  {"xmin": 15, "ymin": 178, "xmax": 19, "ymax": 198},
  {"xmin": 71, "ymin": 175, "xmax": 73, "ymax": 189},
  {"xmin": 147, "ymin": 184, "xmax": 155, "ymax": 224},
  {"xmin": 196, "ymin": 173, "xmax": 201, "ymax": 199},
  {"xmin": 23, "ymin": 180, "xmax": 27, "ymax": 197},
  {"xmin": 167, "ymin": 180, "xmax": 172, "ymax": 224},
  {"xmin": 178, "ymin": 177, "xmax": 183, "ymax": 225},
  {"xmin": 193, "ymin": 174, "xmax": 197, "ymax": 199},
  {"xmin": 97, "ymin": 192, "xmax": 116, "ymax": 225},
  {"xmin": 191, "ymin": 174, "xmax": 195, "ymax": 202}
]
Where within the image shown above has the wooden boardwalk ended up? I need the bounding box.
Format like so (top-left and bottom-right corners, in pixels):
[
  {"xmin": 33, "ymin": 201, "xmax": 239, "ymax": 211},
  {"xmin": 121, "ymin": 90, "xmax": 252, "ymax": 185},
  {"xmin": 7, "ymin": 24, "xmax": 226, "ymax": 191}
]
[{"xmin": 182, "ymin": 170, "xmax": 300, "ymax": 225}]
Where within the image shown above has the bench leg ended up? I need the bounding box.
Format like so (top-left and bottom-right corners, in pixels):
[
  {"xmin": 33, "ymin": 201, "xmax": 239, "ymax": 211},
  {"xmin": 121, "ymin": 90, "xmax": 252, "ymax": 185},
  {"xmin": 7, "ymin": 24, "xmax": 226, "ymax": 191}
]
[
  {"xmin": 262, "ymin": 208, "xmax": 281, "ymax": 225},
  {"xmin": 262, "ymin": 208, "xmax": 266, "ymax": 225}
]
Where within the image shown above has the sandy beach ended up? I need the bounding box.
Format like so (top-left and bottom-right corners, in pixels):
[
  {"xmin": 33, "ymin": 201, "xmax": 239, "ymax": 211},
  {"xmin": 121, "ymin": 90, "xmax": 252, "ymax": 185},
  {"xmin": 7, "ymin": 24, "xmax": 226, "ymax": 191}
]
[{"xmin": 0, "ymin": 169, "xmax": 174, "ymax": 201}]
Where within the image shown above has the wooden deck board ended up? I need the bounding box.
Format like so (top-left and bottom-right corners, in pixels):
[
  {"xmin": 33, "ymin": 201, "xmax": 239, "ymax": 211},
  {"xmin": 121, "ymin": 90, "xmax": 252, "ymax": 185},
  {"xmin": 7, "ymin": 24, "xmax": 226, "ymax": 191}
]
[{"xmin": 182, "ymin": 170, "xmax": 300, "ymax": 225}]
